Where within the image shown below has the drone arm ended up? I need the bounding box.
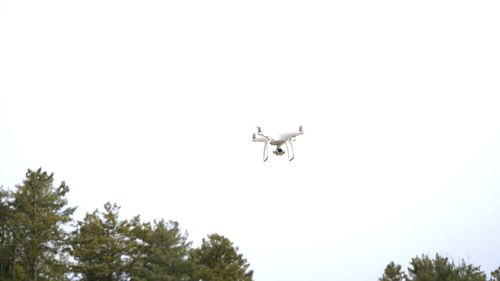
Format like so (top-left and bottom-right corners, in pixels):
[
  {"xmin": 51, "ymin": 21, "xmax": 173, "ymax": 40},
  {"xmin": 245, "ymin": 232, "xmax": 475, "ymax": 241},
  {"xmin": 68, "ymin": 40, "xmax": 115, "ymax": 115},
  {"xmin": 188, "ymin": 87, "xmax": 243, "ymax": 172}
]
[
  {"xmin": 255, "ymin": 126, "xmax": 271, "ymax": 140},
  {"xmin": 258, "ymin": 132, "xmax": 270, "ymax": 141}
]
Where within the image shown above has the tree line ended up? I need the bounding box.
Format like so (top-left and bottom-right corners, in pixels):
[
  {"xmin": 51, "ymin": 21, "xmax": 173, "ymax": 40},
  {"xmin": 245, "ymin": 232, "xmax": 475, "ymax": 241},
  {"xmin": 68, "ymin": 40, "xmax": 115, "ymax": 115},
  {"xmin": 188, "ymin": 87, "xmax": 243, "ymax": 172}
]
[
  {"xmin": 0, "ymin": 168, "xmax": 253, "ymax": 281},
  {"xmin": 379, "ymin": 253, "xmax": 500, "ymax": 281},
  {"xmin": 2, "ymin": 168, "xmax": 499, "ymax": 281}
]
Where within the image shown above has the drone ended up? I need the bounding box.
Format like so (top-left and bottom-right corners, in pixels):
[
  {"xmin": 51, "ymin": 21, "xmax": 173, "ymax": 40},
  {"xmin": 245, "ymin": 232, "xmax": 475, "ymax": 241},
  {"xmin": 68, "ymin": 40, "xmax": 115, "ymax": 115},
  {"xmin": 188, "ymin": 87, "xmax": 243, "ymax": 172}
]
[{"xmin": 252, "ymin": 126, "xmax": 303, "ymax": 162}]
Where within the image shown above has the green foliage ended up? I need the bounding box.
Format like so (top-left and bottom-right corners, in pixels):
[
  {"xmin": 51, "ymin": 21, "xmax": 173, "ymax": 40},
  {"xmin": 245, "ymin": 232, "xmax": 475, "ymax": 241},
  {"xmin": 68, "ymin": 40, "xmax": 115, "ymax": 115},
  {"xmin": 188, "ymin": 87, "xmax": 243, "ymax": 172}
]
[
  {"xmin": 129, "ymin": 219, "xmax": 192, "ymax": 281},
  {"xmin": 455, "ymin": 260, "xmax": 486, "ymax": 281},
  {"xmin": 408, "ymin": 254, "xmax": 456, "ymax": 281},
  {"xmin": 380, "ymin": 261, "xmax": 407, "ymax": 281},
  {"xmin": 3, "ymin": 169, "xmax": 259, "ymax": 281},
  {"xmin": 8, "ymin": 168, "xmax": 75, "ymax": 281},
  {"xmin": 190, "ymin": 233, "xmax": 253, "ymax": 281},
  {"xmin": 490, "ymin": 267, "xmax": 500, "ymax": 281},
  {"xmin": 6, "ymin": 168, "xmax": 500, "ymax": 281},
  {"xmin": 383, "ymin": 254, "xmax": 488, "ymax": 281},
  {"xmin": 70, "ymin": 202, "xmax": 134, "ymax": 281},
  {"xmin": 0, "ymin": 186, "xmax": 14, "ymax": 280}
]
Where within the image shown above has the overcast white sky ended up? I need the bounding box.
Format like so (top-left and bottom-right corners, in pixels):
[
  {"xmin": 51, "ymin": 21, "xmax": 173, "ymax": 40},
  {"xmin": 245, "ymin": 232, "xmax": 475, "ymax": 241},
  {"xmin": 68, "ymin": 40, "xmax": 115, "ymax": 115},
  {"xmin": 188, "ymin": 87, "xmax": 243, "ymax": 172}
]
[{"xmin": 1, "ymin": 1, "xmax": 500, "ymax": 280}]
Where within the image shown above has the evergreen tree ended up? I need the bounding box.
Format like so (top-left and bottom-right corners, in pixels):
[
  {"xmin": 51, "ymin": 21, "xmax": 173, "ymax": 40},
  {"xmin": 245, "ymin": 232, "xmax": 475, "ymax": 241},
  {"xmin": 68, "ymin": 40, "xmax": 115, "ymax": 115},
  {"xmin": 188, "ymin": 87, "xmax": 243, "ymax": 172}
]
[
  {"xmin": 190, "ymin": 234, "xmax": 253, "ymax": 281},
  {"xmin": 3, "ymin": 168, "xmax": 257, "ymax": 281},
  {"xmin": 129, "ymin": 219, "xmax": 192, "ymax": 281},
  {"xmin": 407, "ymin": 254, "xmax": 456, "ymax": 281},
  {"xmin": 490, "ymin": 267, "xmax": 500, "ymax": 281},
  {"xmin": 380, "ymin": 261, "xmax": 407, "ymax": 281},
  {"xmin": 70, "ymin": 202, "xmax": 134, "ymax": 281},
  {"xmin": 0, "ymin": 186, "xmax": 14, "ymax": 280},
  {"xmin": 9, "ymin": 168, "xmax": 75, "ymax": 281},
  {"xmin": 406, "ymin": 254, "xmax": 487, "ymax": 281},
  {"xmin": 123, "ymin": 215, "xmax": 146, "ymax": 281},
  {"xmin": 455, "ymin": 260, "xmax": 486, "ymax": 281}
]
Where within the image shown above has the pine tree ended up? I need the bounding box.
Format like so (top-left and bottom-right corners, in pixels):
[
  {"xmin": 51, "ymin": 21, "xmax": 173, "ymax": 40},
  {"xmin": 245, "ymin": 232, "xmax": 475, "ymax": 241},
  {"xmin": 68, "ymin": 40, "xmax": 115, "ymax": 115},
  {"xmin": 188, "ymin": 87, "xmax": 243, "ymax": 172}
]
[
  {"xmin": 190, "ymin": 234, "xmax": 253, "ymax": 281},
  {"xmin": 407, "ymin": 254, "xmax": 455, "ymax": 281},
  {"xmin": 380, "ymin": 261, "xmax": 407, "ymax": 281},
  {"xmin": 490, "ymin": 267, "xmax": 500, "ymax": 281},
  {"xmin": 129, "ymin": 219, "xmax": 192, "ymax": 281},
  {"xmin": 407, "ymin": 254, "xmax": 487, "ymax": 281},
  {"xmin": 9, "ymin": 168, "xmax": 75, "ymax": 281},
  {"xmin": 0, "ymin": 186, "xmax": 14, "ymax": 280},
  {"xmin": 455, "ymin": 260, "xmax": 486, "ymax": 281},
  {"xmin": 70, "ymin": 202, "xmax": 133, "ymax": 281}
]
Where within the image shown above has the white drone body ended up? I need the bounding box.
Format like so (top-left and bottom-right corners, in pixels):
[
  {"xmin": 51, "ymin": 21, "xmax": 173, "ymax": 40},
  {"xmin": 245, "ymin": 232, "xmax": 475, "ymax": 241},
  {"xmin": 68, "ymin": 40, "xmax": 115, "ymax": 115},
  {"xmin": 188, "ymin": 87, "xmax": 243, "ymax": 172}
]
[{"xmin": 252, "ymin": 126, "xmax": 303, "ymax": 162}]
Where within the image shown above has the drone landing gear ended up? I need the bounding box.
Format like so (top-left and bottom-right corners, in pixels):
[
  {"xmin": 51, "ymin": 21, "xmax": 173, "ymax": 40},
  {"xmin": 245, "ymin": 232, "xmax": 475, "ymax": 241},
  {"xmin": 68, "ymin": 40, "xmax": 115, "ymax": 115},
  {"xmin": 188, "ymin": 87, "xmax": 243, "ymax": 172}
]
[
  {"xmin": 263, "ymin": 142, "xmax": 269, "ymax": 162},
  {"xmin": 285, "ymin": 140, "xmax": 295, "ymax": 161}
]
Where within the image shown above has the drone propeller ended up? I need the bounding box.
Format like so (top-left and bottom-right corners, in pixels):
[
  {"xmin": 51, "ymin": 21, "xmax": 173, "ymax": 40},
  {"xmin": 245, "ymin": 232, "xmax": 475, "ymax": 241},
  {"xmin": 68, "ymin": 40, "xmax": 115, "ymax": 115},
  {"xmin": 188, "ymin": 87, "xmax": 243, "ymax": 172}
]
[
  {"xmin": 252, "ymin": 133, "xmax": 256, "ymax": 140},
  {"xmin": 256, "ymin": 126, "xmax": 262, "ymax": 133},
  {"xmin": 299, "ymin": 125, "xmax": 303, "ymax": 132}
]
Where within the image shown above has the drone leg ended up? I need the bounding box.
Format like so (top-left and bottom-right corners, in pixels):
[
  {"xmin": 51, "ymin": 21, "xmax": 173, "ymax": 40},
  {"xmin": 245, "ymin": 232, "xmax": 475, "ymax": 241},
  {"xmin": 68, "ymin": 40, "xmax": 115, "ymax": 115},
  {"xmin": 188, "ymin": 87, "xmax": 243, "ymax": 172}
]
[
  {"xmin": 263, "ymin": 142, "xmax": 269, "ymax": 162},
  {"xmin": 286, "ymin": 140, "xmax": 295, "ymax": 161},
  {"xmin": 284, "ymin": 142, "xmax": 291, "ymax": 160}
]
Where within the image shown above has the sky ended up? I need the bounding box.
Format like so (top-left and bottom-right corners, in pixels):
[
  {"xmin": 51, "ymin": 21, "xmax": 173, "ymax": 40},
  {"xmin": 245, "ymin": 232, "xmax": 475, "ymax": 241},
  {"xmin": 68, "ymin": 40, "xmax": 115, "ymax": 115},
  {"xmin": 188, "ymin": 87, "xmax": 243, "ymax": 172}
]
[{"xmin": 1, "ymin": 0, "xmax": 500, "ymax": 280}]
